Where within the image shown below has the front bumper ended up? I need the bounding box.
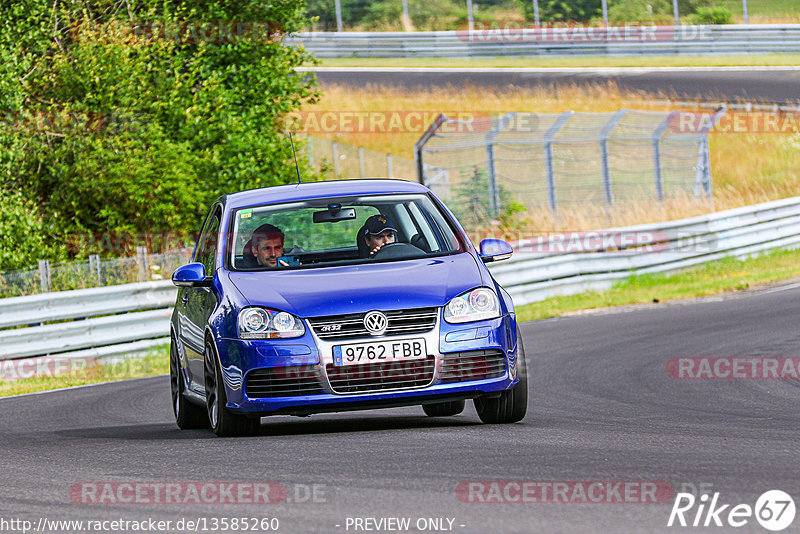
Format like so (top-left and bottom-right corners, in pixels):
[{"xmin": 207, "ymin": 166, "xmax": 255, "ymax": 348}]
[{"xmin": 215, "ymin": 314, "xmax": 519, "ymax": 416}]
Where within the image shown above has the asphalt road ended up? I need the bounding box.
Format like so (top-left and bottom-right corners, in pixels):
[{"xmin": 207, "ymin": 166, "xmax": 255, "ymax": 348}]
[
  {"xmin": 2, "ymin": 283, "xmax": 800, "ymax": 533},
  {"xmin": 305, "ymin": 67, "xmax": 800, "ymax": 104}
]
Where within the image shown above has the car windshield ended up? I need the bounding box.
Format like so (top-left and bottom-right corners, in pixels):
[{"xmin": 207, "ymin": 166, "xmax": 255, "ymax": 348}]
[{"xmin": 229, "ymin": 193, "xmax": 464, "ymax": 270}]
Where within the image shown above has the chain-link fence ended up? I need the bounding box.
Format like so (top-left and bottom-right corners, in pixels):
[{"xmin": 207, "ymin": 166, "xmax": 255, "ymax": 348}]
[
  {"xmin": 414, "ymin": 109, "xmax": 724, "ymax": 229},
  {"xmin": 0, "ymin": 248, "xmax": 192, "ymax": 298},
  {"xmin": 303, "ymin": 135, "xmax": 416, "ymax": 180}
]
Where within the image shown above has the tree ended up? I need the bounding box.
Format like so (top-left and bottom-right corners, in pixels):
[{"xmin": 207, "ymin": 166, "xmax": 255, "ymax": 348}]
[
  {"xmin": 517, "ymin": 0, "xmax": 602, "ymax": 22},
  {"xmin": 0, "ymin": 0, "xmax": 319, "ymax": 258},
  {"xmin": 0, "ymin": 188, "xmax": 56, "ymax": 271}
]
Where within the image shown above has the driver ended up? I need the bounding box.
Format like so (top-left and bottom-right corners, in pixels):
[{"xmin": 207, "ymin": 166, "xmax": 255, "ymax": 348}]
[
  {"xmin": 246, "ymin": 223, "xmax": 289, "ymax": 268},
  {"xmin": 362, "ymin": 214, "xmax": 397, "ymax": 257}
]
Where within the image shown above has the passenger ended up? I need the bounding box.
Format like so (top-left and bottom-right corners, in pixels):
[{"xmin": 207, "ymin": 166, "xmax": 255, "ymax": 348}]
[{"xmin": 361, "ymin": 215, "xmax": 397, "ymax": 257}]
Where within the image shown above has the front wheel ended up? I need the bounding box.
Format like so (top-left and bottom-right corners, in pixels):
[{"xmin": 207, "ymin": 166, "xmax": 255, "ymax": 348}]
[
  {"xmin": 474, "ymin": 334, "xmax": 528, "ymax": 424},
  {"xmin": 205, "ymin": 340, "xmax": 260, "ymax": 437},
  {"xmin": 170, "ymin": 336, "xmax": 209, "ymax": 429},
  {"xmin": 422, "ymin": 400, "xmax": 465, "ymax": 417}
]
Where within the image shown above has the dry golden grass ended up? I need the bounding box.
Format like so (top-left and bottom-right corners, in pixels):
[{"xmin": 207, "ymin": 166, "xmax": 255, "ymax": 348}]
[{"xmin": 303, "ymin": 83, "xmax": 800, "ymax": 231}]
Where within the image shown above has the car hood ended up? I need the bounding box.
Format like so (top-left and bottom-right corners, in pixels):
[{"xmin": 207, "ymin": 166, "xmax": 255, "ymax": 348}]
[{"xmin": 227, "ymin": 253, "xmax": 482, "ymax": 318}]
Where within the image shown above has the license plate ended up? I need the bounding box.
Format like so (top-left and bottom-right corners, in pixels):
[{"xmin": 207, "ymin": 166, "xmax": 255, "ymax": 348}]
[{"xmin": 333, "ymin": 339, "xmax": 427, "ymax": 367}]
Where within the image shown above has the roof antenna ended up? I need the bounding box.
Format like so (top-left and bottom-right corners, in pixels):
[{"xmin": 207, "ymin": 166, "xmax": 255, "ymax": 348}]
[{"xmin": 289, "ymin": 132, "xmax": 302, "ymax": 184}]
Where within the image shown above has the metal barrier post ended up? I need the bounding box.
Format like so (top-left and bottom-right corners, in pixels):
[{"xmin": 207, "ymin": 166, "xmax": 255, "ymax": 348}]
[
  {"xmin": 88, "ymin": 254, "xmax": 102, "ymax": 282},
  {"xmin": 415, "ymin": 113, "xmax": 447, "ymax": 185},
  {"xmin": 136, "ymin": 246, "xmax": 149, "ymax": 282},
  {"xmin": 334, "ymin": 0, "xmax": 343, "ymax": 32},
  {"xmin": 693, "ymin": 106, "xmax": 726, "ymax": 197},
  {"xmin": 543, "ymin": 111, "xmax": 573, "ymax": 214},
  {"xmin": 358, "ymin": 147, "xmax": 365, "ymax": 178},
  {"xmin": 332, "ymin": 142, "xmax": 340, "ymax": 177},
  {"xmin": 652, "ymin": 115, "xmax": 672, "ymax": 202},
  {"xmin": 387, "ymin": 153, "xmax": 394, "ymax": 177},
  {"xmin": 599, "ymin": 110, "xmax": 629, "ymax": 209},
  {"xmin": 485, "ymin": 112, "xmax": 517, "ymax": 216},
  {"xmin": 38, "ymin": 260, "xmax": 51, "ymax": 293}
]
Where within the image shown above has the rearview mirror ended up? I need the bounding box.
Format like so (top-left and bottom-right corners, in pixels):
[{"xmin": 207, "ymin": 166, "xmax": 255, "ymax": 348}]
[{"xmin": 313, "ymin": 207, "xmax": 356, "ymax": 223}]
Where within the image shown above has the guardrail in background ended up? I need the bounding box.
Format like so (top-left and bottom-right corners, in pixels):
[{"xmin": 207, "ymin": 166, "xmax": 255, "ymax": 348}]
[
  {"xmin": 490, "ymin": 196, "xmax": 800, "ymax": 305},
  {"xmin": 0, "ymin": 280, "xmax": 175, "ymax": 361},
  {"xmin": 2, "ymin": 195, "xmax": 800, "ymax": 361},
  {"xmin": 289, "ymin": 25, "xmax": 800, "ymax": 57}
]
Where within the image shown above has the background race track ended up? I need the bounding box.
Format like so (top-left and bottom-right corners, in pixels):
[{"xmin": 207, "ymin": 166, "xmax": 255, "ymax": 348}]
[
  {"xmin": 306, "ymin": 67, "xmax": 800, "ymax": 104},
  {"xmin": 2, "ymin": 281, "xmax": 800, "ymax": 533}
]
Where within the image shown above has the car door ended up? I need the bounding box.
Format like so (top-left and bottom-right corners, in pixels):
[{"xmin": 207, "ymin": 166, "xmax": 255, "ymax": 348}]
[{"xmin": 182, "ymin": 206, "xmax": 222, "ymax": 393}]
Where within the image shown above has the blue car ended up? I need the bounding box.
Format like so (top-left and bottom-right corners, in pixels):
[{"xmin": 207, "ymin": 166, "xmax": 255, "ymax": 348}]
[{"xmin": 170, "ymin": 179, "xmax": 527, "ymax": 436}]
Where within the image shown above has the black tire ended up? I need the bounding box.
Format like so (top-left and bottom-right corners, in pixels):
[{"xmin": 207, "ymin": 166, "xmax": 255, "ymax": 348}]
[
  {"xmin": 170, "ymin": 336, "xmax": 209, "ymax": 429},
  {"xmin": 474, "ymin": 333, "xmax": 528, "ymax": 424},
  {"xmin": 422, "ymin": 400, "xmax": 466, "ymax": 417},
  {"xmin": 204, "ymin": 339, "xmax": 260, "ymax": 437}
]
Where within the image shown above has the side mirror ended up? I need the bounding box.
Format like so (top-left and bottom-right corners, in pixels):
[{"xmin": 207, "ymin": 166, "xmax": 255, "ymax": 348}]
[
  {"xmin": 479, "ymin": 239, "xmax": 513, "ymax": 263},
  {"xmin": 172, "ymin": 263, "xmax": 212, "ymax": 287}
]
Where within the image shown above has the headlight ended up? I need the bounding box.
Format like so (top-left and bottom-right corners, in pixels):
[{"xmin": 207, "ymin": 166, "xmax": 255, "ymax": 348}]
[
  {"xmin": 444, "ymin": 287, "xmax": 500, "ymax": 324},
  {"xmin": 238, "ymin": 308, "xmax": 305, "ymax": 339}
]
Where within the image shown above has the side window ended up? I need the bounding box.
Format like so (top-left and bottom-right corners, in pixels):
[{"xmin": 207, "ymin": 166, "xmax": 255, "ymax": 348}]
[
  {"xmin": 408, "ymin": 201, "xmax": 442, "ymax": 252},
  {"xmin": 196, "ymin": 210, "xmax": 221, "ymax": 274}
]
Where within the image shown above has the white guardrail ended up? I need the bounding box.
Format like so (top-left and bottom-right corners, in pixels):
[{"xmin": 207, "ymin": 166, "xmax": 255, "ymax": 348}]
[
  {"xmin": 491, "ymin": 196, "xmax": 800, "ymax": 306},
  {"xmin": 0, "ymin": 281, "xmax": 175, "ymax": 361},
  {"xmin": 290, "ymin": 25, "xmax": 800, "ymax": 57},
  {"xmin": 2, "ymin": 195, "xmax": 800, "ymax": 361}
]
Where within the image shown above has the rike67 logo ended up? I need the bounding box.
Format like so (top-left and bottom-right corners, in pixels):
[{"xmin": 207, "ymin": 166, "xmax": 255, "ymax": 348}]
[{"xmin": 668, "ymin": 490, "xmax": 796, "ymax": 531}]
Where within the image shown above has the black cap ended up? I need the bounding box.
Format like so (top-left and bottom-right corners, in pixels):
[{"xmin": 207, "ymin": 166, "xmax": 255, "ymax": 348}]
[{"xmin": 363, "ymin": 215, "xmax": 397, "ymax": 236}]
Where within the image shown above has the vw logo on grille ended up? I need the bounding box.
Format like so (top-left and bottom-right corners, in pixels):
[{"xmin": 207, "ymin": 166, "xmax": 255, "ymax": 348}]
[{"xmin": 363, "ymin": 311, "xmax": 388, "ymax": 336}]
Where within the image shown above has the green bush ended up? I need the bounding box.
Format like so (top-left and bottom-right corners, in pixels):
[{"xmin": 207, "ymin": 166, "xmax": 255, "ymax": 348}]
[
  {"xmin": 0, "ymin": 189, "xmax": 63, "ymax": 271},
  {"xmin": 689, "ymin": 6, "xmax": 732, "ymax": 24},
  {"xmin": 607, "ymin": 0, "xmax": 673, "ymax": 23},
  {"xmin": 360, "ymin": 0, "xmax": 467, "ymax": 31},
  {"xmin": 449, "ymin": 166, "xmax": 524, "ymax": 232},
  {"xmin": 518, "ymin": 0, "xmax": 602, "ymax": 22}
]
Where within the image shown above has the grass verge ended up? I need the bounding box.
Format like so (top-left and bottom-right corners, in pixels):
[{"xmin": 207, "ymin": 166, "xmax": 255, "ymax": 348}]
[
  {"xmin": 0, "ymin": 345, "xmax": 169, "ymax": 397},
  {"xmin": 315, "ymin": 55, "xmax": 800, "ymax": 69},
  {"xmin": 516, "ymin": 247, "xmax": 800, "ymax": 322}
]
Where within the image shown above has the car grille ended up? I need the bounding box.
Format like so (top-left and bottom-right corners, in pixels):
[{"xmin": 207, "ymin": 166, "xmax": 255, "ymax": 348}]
[
  {"xmin": 325, "ymin": 356, "xmax": 436, "ymax": 394},
  {"xmin": 439, "ymin": 350, "xmax": 507, "ymax": 383},
  {"xmin": 308, "ymin": 307, "xmax": 438, "ymax": 341},
  {"xmin": 245, "ymin": 366, "xmax": 325, "ymax": 398}
]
